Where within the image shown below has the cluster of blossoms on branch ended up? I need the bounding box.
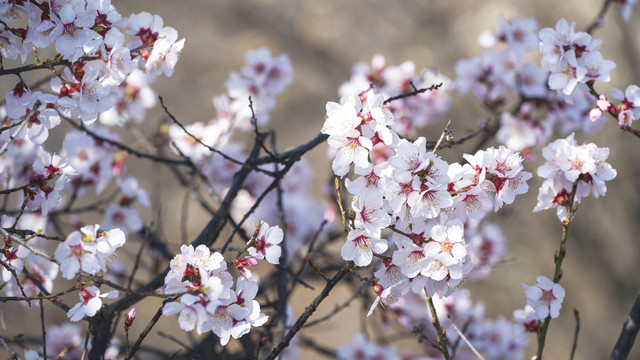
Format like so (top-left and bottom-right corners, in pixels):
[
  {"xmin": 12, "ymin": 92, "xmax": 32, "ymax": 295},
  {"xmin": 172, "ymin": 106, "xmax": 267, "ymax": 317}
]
[
  {"xmin": 1, "ymin": 0, "xmax": 179, "ymax": 234},
  {"xmin": 161, "ymin": 222, "xmax": 283, "ymax": 345},
  {"xmin": 534, "ymin": 133, "xmax": 616, "ymax": 220},
  {"xmin": 321, "ymin": 87, "xmax": 532, "ymax": 309}
]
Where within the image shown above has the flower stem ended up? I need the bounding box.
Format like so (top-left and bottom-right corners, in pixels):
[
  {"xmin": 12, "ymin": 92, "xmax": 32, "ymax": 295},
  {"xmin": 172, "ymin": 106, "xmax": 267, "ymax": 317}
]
[
  {"xmin": 536, "ymin": 181, "xmax": 579, "ymax": 359},
  {"xmin": 335, "ymin": 177, "xmax": 349, "ymax": 235},
  {"xmin": 425, "ymin": 288, "xmax": 451, "ymax": 360}
]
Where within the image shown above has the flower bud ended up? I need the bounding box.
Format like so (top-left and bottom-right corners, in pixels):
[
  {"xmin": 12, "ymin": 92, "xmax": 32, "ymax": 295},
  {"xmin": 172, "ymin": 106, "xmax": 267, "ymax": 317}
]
[{"xmin": 125, "ymin": 308, "xmax": 136, "ymax": 329}]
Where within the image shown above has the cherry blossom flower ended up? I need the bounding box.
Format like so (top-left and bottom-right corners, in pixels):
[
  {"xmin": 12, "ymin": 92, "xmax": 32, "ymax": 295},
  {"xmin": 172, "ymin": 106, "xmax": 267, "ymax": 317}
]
[
  {"xmin": 162, "ymin": 293, "xmax": 210, "ymax": 333},
  {"xmin": 164, "ymin": 244, "xmax": 231, "ymax": 295},
  {"xmin": 0, "ymin": 244, "xmax": 28, "ymax": 282},
  {"xmin": 351, "ymin": 195, "xmax": 390, "ymax": 238},
  {"xmin": 522, "ymin": 275, "xmax": 565, "ymax": 320},
  {"xmin": 345, "ymin": 163, "xmax": 389, "ymax": 202},
  {"xmin": 341, "ymin": 229, "xmax": 388, "ymax": 267},
  {"xmin": 67, "ymin": 286, "xmax": 119, "ymax": 321},
  {"xmin": 496, "ymin": 112, "xmax": 538, "ymax": 152},
  {"xmin": 479, "ymin": 15, "xmax": 539, "ymax": 58},
  {"xmin": 248, "ymin": 221, "xmax": 283, "ymax": 264},
  {"xmin": 26, "ymin": 152, "xmax": 77, "ymax": 216},
  {"xmin": 102, "ymin": 203, "xmax": 143, "ymax": 234}
]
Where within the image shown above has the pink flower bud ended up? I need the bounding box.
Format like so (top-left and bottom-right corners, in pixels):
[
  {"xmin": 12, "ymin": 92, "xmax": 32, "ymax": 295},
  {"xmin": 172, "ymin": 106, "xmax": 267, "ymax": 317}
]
[
  {"xmin": 125, "ymin": 308, "xmax": 136, "ymax": 329},
  {"xmin": 236, "ymin": 256, "xmax": 259, "ymax": 280}
]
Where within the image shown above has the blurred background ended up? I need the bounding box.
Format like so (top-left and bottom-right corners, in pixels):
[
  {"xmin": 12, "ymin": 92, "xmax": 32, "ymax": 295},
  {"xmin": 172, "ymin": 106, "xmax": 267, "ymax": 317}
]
[{"xmin": 4, "ymin": 0, "xmax": 640, "ymax": 358}]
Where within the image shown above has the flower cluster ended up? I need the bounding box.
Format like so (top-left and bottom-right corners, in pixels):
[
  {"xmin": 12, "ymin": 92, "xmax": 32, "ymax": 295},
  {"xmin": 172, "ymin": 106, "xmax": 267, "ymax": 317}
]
[
  {"xmin": 162, "ymin": 240, "xmax": 274, "ymax": 345},
  {"xmin": 1, "ymin": 1, "xmax": 184, "ymax": 132},
  {"xmin": 456, "ymin": 16, "xmax": 616, "ymax": 154},
  {"xmin": 533, "ymin": 133, "xmax": 617, "ymax": 220},
  {"xmin": 322, "ymin": 89, "xmax": 532, "ymax": 305},
  {"xmin": 540, "ymin": 19, "xmax": 615, "ymax": 96}
]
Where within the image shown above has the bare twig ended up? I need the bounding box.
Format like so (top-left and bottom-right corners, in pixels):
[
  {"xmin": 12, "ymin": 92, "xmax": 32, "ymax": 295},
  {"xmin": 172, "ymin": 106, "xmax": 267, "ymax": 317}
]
[
  {"xmin": 0, "ymin": 335, "xmax": 21, "ymax": 360},
  {"xmin": 40, "ymin": 298, "xmax": 47, "ymax": 359},
  {"xmin": 383, "ymin": 83, "xmax": 443, "ymax": 105},
  {"xmin": 585, "ymin": 0, "xmax": 615, "ymax": 34},
  {"xmin": 571, "ymin": 309, "xmax": 580, "ymax": 360},
  {"xmin": 65, "ymin": 117, "xmax": 190, "ymax": 166},
  {"xmin": 447, "ymin": 315, "xmax": 484, "ymax": 360}
]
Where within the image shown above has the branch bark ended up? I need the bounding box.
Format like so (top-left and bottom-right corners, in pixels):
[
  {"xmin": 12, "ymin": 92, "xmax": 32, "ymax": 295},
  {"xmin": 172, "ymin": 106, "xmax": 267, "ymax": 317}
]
[{"xmin": 610, "ymin": 291, "xmax": 640, "ymax": 360}]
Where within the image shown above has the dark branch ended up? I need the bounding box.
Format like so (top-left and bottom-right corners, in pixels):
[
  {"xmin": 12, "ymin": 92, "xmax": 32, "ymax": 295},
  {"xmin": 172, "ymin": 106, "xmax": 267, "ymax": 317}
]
[
  {"xmin": 263, "ymin": 263, "xmax": 351, "ymax": 360},
  {"xmin": 610, "ymin": 291, "xmax": 640, "ymax": 360}
]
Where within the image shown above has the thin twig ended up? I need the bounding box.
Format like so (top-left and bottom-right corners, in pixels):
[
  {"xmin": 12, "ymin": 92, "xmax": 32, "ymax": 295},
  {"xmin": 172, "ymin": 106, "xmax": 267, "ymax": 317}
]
[
  {"xmin": 426, "ymin": 289, "xmax": 451, "ymax": 359},
  {"xmin": 298, "ymin": 336, "xmax": 338, "ymax": 358},
  {"xmin": 585, "ymin": 0, "xmax": 615, "ymax": 34},
  {"xmin": 157, "ymin": 331, "xmax": 194, "ymax": 352},
  {"xmin": 40, "ymin": 298, "xmax": 47, "ymax": 359},
  {"xmin": 571, "ymin": 309, "xmax": 580, "ymax": 360},
  {"xmin": 249, "ymin": 96, "xmax": 276, "ymax": 159},
  {"xmin": 432, "ymin": 119, "xmax": 453, "ymax": 153},
  {"xmin": 0, "ymin": 259, "xmax": 29, "ymax": 304},
  {"xmin": 0, "ymin": 335, "xmax": 21, "ymax": 360},
  {"xmin": 65, "ymin": 117, "xmax": 189, "ymax": 166},
  {"xmin": 537, "ymin": 180, "xmax": 580, "ymax": 359},
  {"xmin": 81, "ymin": 325, "xmax": 91, "ymax": 360},
  {"xmin": 383, "ymin": 83, "xmax": 443, "ymax": 105},
  {"xmin": 447, "ymin": 315, "xmax": 484, "ymax": 360},
  {"xmin": 303, "ymin": 282, "xmax": 366, "ymax": 328},
  {"xmin": 335, "ymin": 177, "xmax": 349, "ymax": 235},
  {"xmin": 125, "ymin": 306, "xmax": 164, "ymax": 360},
  {"xmin": 0, "ymin": 55, "xmax": 99, "ymax": 76}
]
